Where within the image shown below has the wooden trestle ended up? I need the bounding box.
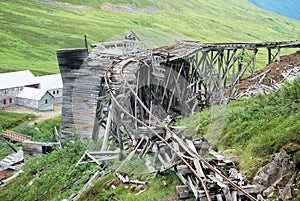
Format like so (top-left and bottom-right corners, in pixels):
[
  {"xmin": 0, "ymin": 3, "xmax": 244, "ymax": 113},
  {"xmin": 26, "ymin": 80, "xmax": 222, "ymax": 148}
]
[
  {"xmin": 56, "ymin": 37, "xmax": 299, "ymax": 200},
  {"xmin": 57, "ymin": 39, "xmax": 300, "ymax": 140}
]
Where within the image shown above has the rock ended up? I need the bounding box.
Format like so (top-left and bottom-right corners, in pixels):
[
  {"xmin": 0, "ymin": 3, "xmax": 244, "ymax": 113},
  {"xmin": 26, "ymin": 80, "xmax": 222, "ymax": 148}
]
[
  {"xmin": 263, "ymin": 186, "xmax": 275, "ymax": 197},
  {"xmin": 279, "ymin": 172, "xmax": 296, "ymax": 200},
  {"xmin": 133, "ymin": 184, "xmax": 147, "ymax": 193},
  {"xmin": 254, "ymin": 150, "xmax": 295, "ymax": 187},
  {"xmin": 222, "ymin": 149, "xmax": 235, "ymax": 154}
]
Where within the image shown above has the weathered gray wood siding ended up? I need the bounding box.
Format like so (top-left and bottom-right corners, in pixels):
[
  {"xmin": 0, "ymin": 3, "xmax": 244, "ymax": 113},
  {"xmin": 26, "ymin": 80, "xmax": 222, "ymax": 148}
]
[{"xmin": 57, "ymin": 48, "xmax": 108, "ymax": 140}]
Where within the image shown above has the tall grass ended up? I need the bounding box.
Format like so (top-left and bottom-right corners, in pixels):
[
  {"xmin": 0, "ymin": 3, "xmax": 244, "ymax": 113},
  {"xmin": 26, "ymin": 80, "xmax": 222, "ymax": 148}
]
[{"xmin": 0, "ymin": 0, "xmax": 300, "ymax": 75}]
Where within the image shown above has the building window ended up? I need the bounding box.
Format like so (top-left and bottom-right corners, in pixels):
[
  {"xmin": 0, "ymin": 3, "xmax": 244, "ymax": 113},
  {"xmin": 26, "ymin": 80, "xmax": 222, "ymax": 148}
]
[
  {"xmin": 3, "ymin": 99, "xmax": 6, "ymax": 105},
  {"xmin": 57, "ymin": 90, "xmax": 59, "ymax": 94},
  {"xmin": 3, "ymin": 89, "xmax": 8, "ymax": 94},
  {"xmin": 45, "ymin": 99, "xmax": 48, "ymax": 104},
  {"xmin": 53, "ymin": 91, "xmax": 55, "ymax": 95},
  {"xmin": 9, "ymin": 98, "xmax": 12, "ymax": 104}
]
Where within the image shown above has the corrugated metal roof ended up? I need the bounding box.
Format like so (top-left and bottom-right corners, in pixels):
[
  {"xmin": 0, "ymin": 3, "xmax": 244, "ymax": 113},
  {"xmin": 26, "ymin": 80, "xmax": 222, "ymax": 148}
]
[
  {"xmin": 35, "ymin": 74, "xmax": 62, "ymax": 90},
  {"xmin": 0, "ymin": 70, "xmax": 38, "ymax": 89},
  {"xmin": 16, "ymin": 87, "xmax": 52, "ymax": 101}
]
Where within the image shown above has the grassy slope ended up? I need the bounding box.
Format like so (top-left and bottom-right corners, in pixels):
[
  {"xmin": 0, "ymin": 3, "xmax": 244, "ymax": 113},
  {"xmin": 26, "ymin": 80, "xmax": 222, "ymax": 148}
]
[
  {"xmin": 0, "ymin": 110, "xmax": 37, "ymax": 130},
  {"xmin": 0, "ymin": 0, "xmax": 300, "ymax": 75},
  {"xmin": 178, "ymin": 76, "xmax": 300, "ymax": 180},
  {"xmin": 0, "ymin": 136, "xmax": 182, "ymax": 201}
]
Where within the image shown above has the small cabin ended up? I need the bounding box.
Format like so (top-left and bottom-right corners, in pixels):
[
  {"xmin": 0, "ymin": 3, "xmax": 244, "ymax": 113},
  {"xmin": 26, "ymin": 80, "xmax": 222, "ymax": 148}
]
[{"xmin": 16, "ymin": 87, "xmax": 54, "ymax": 111}]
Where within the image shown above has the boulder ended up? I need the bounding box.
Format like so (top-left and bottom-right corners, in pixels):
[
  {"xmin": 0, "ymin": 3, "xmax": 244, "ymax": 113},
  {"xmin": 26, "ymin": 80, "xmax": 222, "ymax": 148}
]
[{"xmin": 254, "ymin": 150, "xmax": 295, "ymax": 188}]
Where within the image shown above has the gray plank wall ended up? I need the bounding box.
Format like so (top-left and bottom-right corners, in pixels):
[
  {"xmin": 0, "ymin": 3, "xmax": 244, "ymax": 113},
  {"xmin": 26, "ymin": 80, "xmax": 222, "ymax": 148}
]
[{"xmin": 57, "ymin": 48, "xmax": 110, "ymax": 140}]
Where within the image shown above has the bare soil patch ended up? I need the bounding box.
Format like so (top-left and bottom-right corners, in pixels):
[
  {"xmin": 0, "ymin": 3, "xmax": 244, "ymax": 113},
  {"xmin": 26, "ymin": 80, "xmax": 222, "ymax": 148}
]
[{"xmin": 5, "ymin": 105, "xmax": 62, "ymax": 125}]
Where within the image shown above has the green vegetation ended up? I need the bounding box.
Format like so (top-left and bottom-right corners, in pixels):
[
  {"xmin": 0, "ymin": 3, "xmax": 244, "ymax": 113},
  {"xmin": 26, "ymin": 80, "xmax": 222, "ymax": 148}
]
[
  {"xmin": 0, "ymin": 136, "xmax": 182, "ymax": 201},
  {"xmin": 0, "ymin": 115, "xmax": 61, "ymax": 160},
  {"xmin": 1, "ymin": 0, "xmax": 300, "ymax": 75},
  {"xmin": 0, "ymin": 110, "xmax": 37, "ymax": 130},
  {"xmin": 0, "ymin": 141, "xmax": 21, "ymax": 161},
  {"xmin": 79, "ymin": 170, "xmax": 181, "ymax": 201},
  {"xmin": 0, "ymin": 141, "xmax": 87, "ymax": 201},
  {"xmin": 178, "ymin": 76, "xmax": 300, "ymax": 179},
  {"xmin": 1, "ymin": 0, "xmax": 300, "ymax": 200},
  {"xmin": 12, "ymin": 115, "xmax": 62, "ymax": 142}
]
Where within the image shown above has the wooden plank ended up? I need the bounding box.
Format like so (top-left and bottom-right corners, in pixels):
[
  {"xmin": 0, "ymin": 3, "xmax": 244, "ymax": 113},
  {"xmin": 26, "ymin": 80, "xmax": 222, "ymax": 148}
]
[
  {"xmin": 4, "ymin": 130, "xmax": 31, "ymax": 142},
  {"xmin": 176, "ymin": 185, "xmax": 194, "ymax": 199}
]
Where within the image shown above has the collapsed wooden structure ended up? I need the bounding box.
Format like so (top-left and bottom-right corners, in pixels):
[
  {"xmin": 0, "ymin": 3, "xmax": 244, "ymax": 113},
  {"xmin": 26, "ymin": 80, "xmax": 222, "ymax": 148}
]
[{"xmin": 56, "ymin": 34, "xmax": 300, "ymax": 200}]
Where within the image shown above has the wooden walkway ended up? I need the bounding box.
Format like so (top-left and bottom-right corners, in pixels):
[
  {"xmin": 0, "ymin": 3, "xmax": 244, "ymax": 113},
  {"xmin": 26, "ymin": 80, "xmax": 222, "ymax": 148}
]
[{"xmin": 3, "ymin": 130, "xmax": 31, "ymax": 142}]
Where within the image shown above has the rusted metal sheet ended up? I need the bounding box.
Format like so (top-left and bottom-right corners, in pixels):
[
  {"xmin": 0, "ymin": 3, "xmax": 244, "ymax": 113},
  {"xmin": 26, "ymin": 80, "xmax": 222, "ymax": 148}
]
[{"xmin": 0, "ymin": 169, "xmax": 14, "ymax": 181}]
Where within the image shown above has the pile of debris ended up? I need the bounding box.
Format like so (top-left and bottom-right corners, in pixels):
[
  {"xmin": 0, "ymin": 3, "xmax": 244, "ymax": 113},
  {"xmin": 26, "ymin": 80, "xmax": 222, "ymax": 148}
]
[
  {"xmin": 0, "ymin": 129, "xmax": 60, "ymax": 187},
  {"xmin": 0, "ymin": 132, "xmax": 26, "ymax": 187},
  {"xmin": 73, "ymin": 126, "xmax": 258, "ymax": 201},
  {"xmin": 227, "ymin": 51, "xmax": 300, "ymax": 99}
]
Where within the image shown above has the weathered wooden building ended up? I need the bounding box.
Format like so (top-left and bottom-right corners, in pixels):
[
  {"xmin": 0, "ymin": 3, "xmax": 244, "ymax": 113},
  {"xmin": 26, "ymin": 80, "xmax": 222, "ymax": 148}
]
[
  {"xmin": 57, "ymin": 36, "xmax": 300, "ymax": 140},
  {"xmin": 57, "ymin": 34, "xmax": 300, "ymax": 201}
]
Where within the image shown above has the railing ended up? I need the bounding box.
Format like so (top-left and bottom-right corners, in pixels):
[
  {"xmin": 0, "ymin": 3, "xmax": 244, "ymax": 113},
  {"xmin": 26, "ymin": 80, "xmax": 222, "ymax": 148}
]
[{"xmin": 3, "ymin": 130, "xmax": 31, "ymax": 142}]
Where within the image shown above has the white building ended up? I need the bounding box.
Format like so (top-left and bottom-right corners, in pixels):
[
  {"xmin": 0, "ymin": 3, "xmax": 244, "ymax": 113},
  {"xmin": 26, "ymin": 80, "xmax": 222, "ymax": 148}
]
[
  {"xmin": 16, "ymin": 87, "xmax": 54, "ymax": 111},
  {"xmin": 36, "ymin": 74, "xmax": 63, "ymax": 104},
  {"xmin": 0, "ymin": 70, "xmax": 62, "ymax": 111},
  {"xmin": 0, "ymin": 70, "xmax": 39, "ymax": 108}
]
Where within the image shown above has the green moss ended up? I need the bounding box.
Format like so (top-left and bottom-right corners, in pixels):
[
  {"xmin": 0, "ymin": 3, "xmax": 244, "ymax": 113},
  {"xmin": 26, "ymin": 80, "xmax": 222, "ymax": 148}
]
[{"xmin": 293, "ymin": 151, "xmax": 300, "ymax": 167}]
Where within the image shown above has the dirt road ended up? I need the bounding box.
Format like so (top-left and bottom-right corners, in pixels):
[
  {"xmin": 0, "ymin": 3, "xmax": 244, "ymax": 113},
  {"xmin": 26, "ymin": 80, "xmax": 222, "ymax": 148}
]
[{"xmin": 5, "ymin": 105, "xmax": 62, "ymax": 125}]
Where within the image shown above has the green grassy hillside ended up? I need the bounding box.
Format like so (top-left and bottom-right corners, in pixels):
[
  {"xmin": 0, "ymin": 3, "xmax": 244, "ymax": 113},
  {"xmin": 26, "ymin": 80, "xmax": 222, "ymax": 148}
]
[
  {"xmin": 0, "ymin": 0, "xmax": 300, "ymax": 75},
  {"xmin": 178, "ymin": 76, "xmax": 300, "ymax": 180}
]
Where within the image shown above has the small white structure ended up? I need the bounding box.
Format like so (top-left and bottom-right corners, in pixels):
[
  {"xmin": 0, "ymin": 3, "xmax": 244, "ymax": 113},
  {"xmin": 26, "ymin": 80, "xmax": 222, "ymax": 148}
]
[
  {"xmin": 0, "ymin": 70, "xmax": 62, "ymax": 111},
  {"xmin": 36, "ymin": 74, "xmax": 63, "ymax": 104},
  {"xmin": 0, "ymin": 70, "xmax": 39, "ymax": 108},
  {"xmin": 16, "ymin": 88, "xmax": 54, "ymax": 111}
]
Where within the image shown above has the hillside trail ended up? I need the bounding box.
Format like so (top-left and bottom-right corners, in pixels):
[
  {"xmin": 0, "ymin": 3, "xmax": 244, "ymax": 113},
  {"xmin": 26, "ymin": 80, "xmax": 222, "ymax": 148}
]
[
  {"xmin": 5, "ymin": 105, "xmax": 62, "ymax": 125},
  {"xmin": 38, "ymin": 0, "xmax": 90, "ymax": 10}
]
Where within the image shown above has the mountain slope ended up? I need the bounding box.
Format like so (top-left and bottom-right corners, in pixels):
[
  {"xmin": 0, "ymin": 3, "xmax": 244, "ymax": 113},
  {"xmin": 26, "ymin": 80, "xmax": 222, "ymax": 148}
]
[
  {"xmin": 0, "ymin": 0, "xmax": 300, "ymax": 75},
  {"xmin": 248, "ymin": 0, "xmax": 300, "ymax": 21}
]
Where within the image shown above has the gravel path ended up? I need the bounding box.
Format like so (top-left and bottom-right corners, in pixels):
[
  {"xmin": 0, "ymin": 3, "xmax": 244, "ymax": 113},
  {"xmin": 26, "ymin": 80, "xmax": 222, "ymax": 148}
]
[
  {"xmin": 102, "ymin": 4, "xmax": 161, "ymax": 13},
  {"xmin": 38, "ymin": 0, "xmax": 90, "ymax": 10},
  {"xmin": 5, "ymin": 105, "xmax": 62, "ymax": 125},
  {"xmin": 38, "ymin": 0, "xmax": 160, "ymax": 13}
]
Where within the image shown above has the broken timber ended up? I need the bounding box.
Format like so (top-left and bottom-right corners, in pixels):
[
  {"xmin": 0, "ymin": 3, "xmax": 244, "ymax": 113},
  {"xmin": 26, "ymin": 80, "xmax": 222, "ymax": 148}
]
[{"xmin": 57, "ymin": 35, "xmax": 299, "ymax": 200}]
